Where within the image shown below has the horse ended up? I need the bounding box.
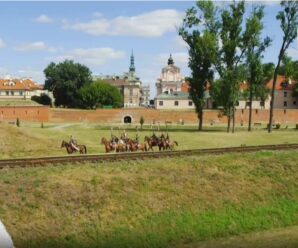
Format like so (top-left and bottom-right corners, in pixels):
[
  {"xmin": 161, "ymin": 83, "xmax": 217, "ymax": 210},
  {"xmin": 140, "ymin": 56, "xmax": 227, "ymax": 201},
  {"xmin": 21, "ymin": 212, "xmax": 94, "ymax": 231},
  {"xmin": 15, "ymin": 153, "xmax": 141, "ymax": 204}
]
[
  {"xmin": 166, "ymin": 141, "xmax": 178, "ymax": 150},
  {"xmin": 101, "ymin": 137, "xmax": 115, "ymax": 153},
  {"xmin": 61, "ymin": 140, "xmax": 87, "ymax": 154},
  {"xmin": 144, "ymin": 135, "xmax": 160, "ymax": 151}
]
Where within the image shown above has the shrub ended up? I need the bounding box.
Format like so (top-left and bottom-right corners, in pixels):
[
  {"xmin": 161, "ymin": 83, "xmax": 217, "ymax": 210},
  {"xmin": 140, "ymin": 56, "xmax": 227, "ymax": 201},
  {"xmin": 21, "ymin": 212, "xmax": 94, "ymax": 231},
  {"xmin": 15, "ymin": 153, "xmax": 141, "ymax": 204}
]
[
  {"xmin": 296, "ymin": 124, "xmax": 298, "ymax": 130},
  {"xmin": 16, "ymin": 118, "xmax": 20, "ymax": 127},
  {"xmin": 275, "ymin": 124, "xmax": 281, "ymax": 129},
  {"xmin": 41, "ymin": 122, "xmax": 44, "ymax": 128},
  {"xmin": 139, "ymin": 116, "xmax": 144, "ymax": 129},
  {"xmin": 31, "ymin": 94, "xmax": 52, "ymax": 106}
]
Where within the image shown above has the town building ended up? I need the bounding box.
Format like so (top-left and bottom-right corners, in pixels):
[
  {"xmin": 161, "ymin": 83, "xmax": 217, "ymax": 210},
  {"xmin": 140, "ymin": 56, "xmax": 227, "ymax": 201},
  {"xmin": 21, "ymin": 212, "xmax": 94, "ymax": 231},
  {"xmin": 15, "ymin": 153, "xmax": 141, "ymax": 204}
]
[
  {"xmin": 237, "ymin": 76, "xmax": 298, "ymax": 110},
  {"xmin": 93, "ymin": 52, "xmax": 150, "ymax": 108},
  {"xmin": 0, "ymin": 76, "xmax": 53, "ymax": 101}
]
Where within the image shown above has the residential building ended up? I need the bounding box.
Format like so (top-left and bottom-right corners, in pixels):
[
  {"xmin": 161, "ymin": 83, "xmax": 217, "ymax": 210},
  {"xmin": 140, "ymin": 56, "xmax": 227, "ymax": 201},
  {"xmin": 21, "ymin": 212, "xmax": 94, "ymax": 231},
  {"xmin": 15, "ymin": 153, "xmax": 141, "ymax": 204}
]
[{"xmin": 0, "ymin": 76, "xmax": 53, "ymax": 101}]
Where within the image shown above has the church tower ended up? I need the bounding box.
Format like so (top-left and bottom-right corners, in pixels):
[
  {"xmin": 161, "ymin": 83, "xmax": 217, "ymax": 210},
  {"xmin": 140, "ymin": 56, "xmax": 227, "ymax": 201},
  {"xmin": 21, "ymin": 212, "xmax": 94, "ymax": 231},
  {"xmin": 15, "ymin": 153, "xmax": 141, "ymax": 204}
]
[{"xmin": 129, "ymin": 50, "xmax": 135, "ymax": 73}]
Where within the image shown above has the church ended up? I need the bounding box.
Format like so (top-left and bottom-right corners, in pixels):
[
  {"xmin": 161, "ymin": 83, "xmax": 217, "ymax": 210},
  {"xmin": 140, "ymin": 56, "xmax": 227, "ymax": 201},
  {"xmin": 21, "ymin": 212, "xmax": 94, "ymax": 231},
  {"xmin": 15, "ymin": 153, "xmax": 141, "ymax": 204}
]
[
  {"xmin": 155, "ymin": 55, "xmax": 194, "ymax": 109},
  {"xmin": 93, "ymin": 52, "xmax": 150, "ymax": 108}
]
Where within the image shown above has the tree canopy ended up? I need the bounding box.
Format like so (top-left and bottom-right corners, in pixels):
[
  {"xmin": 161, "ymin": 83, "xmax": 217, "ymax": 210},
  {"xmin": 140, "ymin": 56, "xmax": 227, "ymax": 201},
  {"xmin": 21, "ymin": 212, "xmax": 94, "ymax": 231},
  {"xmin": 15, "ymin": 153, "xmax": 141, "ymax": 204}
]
[
  {"xmin": 44, "ymin": 60, "xmax": 92, "ymax": 108},
  {"xmin": 79, "ymin": 80, "xmax": 123, "ymax": 109}
]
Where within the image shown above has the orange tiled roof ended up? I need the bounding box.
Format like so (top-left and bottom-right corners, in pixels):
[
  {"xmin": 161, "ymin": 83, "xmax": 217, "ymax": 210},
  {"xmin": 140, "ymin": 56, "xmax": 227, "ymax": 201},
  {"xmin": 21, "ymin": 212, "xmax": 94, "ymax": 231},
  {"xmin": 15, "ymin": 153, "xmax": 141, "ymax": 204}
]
[
  {"xmin": 266, "ymin": 75, "xmax": 296, "ymax": 91},
  {"xmin": 0, "ymin": 78, "xmax": 42, "ymax": 91}
]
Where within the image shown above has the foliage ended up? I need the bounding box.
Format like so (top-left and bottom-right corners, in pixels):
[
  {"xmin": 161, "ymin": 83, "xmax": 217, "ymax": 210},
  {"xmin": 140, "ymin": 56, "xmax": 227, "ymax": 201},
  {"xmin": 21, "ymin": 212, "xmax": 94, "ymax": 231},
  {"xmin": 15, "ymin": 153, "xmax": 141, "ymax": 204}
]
[
  {"xmin": 215, "ymin": 1, "xmax": 269, "ymax": 133},
  {"xmin": 16, "ymin": 117, "xmax": 20, "ymax": 127},
  {"xmin": 44, "ymin": 60, "xmax": 92, "ymax": 108},
  {"xmin": 139, "ymin": 116, "xmax": 145, "ymax": 129},
  {"xmin": 78, "ymin": 80, "xmax": 123, "ymax": 109},
  {"xmin": 178, "ymin": 0, "xmax": 219, "ymax": 130},
  {"xmin": 268, "ymin": 0, "xmax": 298, "ymax": 132},
  {"xmin": 31, "ymin": 93, "xmax": 52, "ymax": 106}
]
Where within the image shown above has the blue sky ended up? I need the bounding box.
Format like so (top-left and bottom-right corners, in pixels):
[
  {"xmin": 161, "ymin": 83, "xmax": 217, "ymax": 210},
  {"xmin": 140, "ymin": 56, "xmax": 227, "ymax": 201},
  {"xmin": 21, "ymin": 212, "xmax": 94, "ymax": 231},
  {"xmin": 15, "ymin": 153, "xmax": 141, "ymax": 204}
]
[{"xmin": 0, "ymin": 1, "xmax": 297, "ymax": 98}]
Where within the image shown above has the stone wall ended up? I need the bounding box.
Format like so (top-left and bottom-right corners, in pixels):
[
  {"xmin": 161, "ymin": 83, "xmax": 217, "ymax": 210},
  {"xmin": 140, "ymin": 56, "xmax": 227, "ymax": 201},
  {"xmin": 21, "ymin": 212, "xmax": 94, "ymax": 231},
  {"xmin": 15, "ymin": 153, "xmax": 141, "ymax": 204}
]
[
  {"xmin": 49, "ymin": 108, "xmax": 298, "ymax": 125},
  {"xmin": 0, "ymin": 106, "xmax": 49, "ymax": 122}
]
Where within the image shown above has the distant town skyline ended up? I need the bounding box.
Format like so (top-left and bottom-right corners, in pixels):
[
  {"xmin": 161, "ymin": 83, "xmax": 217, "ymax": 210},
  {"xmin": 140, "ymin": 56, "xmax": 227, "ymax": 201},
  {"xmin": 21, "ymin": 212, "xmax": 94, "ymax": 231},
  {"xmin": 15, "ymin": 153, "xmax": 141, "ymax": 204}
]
[{"xmin": 0, "ymin": 1, "xmax": 297, "ymax": 97}]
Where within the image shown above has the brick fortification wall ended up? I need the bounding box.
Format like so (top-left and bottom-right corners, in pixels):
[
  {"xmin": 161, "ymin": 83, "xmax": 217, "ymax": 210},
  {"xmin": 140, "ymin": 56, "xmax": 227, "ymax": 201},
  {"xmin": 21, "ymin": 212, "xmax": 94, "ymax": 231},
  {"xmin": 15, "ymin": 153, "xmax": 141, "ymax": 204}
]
[
  {"xmin": 0, "ymin": 106, "xmax": 49, "ymax": 122},
  {"xmin": 50, "ymin": 108, "xmax": 298, "ymax": 125}
]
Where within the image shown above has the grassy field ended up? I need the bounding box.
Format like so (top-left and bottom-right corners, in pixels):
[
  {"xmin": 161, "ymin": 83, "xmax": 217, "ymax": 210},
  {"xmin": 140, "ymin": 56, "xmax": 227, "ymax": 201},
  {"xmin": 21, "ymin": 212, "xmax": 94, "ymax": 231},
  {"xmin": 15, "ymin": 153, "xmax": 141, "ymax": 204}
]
[
  {"xmin": 0, "ymin": 122, "xmax": 298, "ymax": 158},
  {"xmin": 0, "ymin": 151, "xmax": 297, "ymax": 247}
]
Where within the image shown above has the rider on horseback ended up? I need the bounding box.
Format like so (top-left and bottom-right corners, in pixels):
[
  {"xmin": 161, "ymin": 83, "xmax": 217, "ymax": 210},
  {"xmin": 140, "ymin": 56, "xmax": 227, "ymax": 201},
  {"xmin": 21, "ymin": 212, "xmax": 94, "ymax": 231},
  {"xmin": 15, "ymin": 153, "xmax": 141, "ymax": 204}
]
[{"xmin": 69, "ymin": 135, "xmax": 79, "ymax": 151}]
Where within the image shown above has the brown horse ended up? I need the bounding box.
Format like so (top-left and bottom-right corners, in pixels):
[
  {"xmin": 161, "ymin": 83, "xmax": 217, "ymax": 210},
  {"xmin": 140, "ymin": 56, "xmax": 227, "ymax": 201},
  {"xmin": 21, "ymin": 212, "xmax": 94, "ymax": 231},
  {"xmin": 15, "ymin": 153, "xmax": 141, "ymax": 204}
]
[
  {"xmin": 166, "ymin": 141, "xmax": 178, "ymax": 150},
  {"xmin": 144, "ymin": 136, "xmax": 159, "ymax": 151},
  {"xmin": 61, "ymin": 140, "xmax": 87, "ymax": 154},
  {"xmin": 101, "ymin": 137, "xmax": 115, "ymax": 153}
]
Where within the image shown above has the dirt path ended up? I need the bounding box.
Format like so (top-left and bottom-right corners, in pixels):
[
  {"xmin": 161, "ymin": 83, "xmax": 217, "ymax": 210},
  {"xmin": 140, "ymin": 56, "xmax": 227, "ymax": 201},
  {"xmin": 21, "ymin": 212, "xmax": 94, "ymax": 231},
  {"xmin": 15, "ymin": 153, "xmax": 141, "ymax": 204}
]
[{"xmin": 176, "ymin": 226, "xmax": 298, "ymax": 248}]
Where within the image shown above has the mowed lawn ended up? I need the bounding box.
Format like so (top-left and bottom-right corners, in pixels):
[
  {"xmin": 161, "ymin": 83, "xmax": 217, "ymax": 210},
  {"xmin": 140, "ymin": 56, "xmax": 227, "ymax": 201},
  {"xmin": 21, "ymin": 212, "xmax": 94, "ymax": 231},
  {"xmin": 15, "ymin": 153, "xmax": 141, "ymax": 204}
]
[
  {"xmin": 0, "ymin": 151, "xmax": 297, "ymax": 248},
  {"xmin": 0, "ymin": 122, "xmax": 298, "ymax": 158}
]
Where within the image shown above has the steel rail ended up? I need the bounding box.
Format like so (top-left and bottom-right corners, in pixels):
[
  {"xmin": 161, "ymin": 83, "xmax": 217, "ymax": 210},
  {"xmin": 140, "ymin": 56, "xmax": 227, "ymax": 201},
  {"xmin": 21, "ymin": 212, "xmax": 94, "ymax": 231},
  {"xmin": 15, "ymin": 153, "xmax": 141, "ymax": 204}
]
[{"xmin": 0, "ymin": 143, "xmax": 297, "ymax": 169}]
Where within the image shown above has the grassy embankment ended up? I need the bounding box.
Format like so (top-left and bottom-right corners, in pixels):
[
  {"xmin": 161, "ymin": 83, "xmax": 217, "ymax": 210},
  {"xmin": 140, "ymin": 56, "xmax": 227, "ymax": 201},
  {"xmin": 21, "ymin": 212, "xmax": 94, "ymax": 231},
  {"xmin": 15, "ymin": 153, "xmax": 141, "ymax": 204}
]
[
  {"xmin": 0, "ymin": 151, "xmax": 297, "ymax": 248},
  {"xmin": 0, "ymin": 122, "xmax": 297, "ymax": 158}
]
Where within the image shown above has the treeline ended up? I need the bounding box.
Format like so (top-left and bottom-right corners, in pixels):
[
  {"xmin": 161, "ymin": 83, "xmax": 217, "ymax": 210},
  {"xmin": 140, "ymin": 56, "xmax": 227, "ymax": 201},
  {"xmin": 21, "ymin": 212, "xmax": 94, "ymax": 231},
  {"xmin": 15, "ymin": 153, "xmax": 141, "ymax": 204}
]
[
  {"xmin": 179, "ymin": 0, "xmax": 298, "ymax": 132},
  {"xmin": 42, "ymin": 60, "xmax": 123, "ymax": 109}
]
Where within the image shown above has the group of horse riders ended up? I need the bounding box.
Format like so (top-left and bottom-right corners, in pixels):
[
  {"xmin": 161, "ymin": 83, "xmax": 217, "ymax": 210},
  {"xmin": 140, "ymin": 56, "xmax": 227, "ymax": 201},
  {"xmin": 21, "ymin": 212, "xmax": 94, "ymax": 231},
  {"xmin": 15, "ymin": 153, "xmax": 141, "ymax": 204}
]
[{"xmin": 62, "ymin": 130, "xmax": 178, "ymax": 154}]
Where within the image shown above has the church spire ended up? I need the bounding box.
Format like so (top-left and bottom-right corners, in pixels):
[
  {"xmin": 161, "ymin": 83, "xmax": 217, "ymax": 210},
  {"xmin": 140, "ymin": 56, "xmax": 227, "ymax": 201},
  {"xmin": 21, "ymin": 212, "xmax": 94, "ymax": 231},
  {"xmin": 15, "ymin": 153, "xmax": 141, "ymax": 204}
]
[
  {"xmin": 129, "ymin": 50, "xmax": 135, "ymax": 72},
  {"xmin": 168, "ymin": 54, "xmax": 174, "ymax": 65}
]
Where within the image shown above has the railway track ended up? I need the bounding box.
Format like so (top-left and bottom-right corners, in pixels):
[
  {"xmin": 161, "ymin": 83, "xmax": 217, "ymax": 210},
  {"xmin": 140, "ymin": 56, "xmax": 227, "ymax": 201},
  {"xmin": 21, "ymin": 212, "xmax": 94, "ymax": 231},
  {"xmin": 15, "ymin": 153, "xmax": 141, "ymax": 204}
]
[{"xmin": 0, "ymin": 143, "xmax": 297, "ymax": 169}]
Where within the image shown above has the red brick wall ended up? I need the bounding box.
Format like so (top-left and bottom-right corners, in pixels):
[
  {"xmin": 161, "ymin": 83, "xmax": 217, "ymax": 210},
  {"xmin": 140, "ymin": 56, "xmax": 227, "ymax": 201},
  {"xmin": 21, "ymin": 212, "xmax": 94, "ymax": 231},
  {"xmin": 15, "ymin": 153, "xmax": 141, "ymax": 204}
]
[
  {"xmin": 0, "ymin": 106, "xmax": 49, "ymax": 122},
  {"xmin": 50, "ymin": 108, "xmax": 298, "ymax": 124}
]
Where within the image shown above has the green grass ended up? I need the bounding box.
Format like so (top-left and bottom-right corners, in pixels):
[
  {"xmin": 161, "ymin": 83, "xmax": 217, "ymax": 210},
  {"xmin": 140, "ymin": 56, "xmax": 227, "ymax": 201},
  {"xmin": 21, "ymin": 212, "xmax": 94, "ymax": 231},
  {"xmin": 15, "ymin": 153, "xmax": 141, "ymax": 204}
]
[
  {"xmin": 0, "ymin": 122, "xmax": 297, "ymax": 159},
  {"xmin": 0, "ymin": 151, "xmax": 297, "ymax": 247}
]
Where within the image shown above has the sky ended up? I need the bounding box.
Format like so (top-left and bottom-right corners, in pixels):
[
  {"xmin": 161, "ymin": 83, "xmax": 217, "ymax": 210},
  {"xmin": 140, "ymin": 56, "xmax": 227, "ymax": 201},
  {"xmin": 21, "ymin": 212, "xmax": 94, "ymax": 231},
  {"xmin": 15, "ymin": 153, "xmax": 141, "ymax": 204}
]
[{"xmin": 0, "ymin": 1, "xmax": 297, "ymax": 98}]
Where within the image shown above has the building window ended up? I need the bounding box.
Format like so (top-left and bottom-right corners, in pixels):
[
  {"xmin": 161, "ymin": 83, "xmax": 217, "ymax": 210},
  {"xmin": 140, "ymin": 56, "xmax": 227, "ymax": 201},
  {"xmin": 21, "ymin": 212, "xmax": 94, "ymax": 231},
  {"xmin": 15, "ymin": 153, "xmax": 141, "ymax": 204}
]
[
  {"xmin": 188, "ymin": 101, "xmax": 193, "ymax": 106},
  {"xmin": 159, "ymin": 101, "xmax": 163, "ymax": 106},
  {"xmin": 11, "ymin": 91, "xmax": 14, "ymax": 96},
  {"xmin": 129, "ymin": 98, "xmax": 132, "ymax": 104},
  {"xmin": 260, "ymin": 101, "xmax": 265, "ymax": 107},
  {"xmin": 129, "ymin": 89, "xmax": 133, "ymax": 96},
  {"xmin": 20, "ymin": 91, "xmax": 23, "ymax": 96},
  {"xmin": 284, "ymin": 91, "xmax": 287, "ymax": 97},
  {"xmin": 245, "ymin": 101, "xmax": 250, "ymax": 108},
  {"xmin": 6, "ymin": 91, "xmax": 9, "ymax": 96},
  {"xmin": 284, "ymin": 101, "xmax": 287, "ymax": 107},
  {"xmin": 293, "ymin": 101, "xmax": 297, "ymax": 105},
  {"xmin": 174, "ymin": 101, "xmax": 179, "ymax": 106}
]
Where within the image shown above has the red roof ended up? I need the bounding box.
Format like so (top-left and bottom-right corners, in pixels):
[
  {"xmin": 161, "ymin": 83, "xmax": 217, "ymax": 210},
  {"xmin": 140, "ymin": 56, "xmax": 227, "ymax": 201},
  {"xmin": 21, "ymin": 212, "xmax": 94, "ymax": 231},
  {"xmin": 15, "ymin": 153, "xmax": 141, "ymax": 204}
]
[{"xmin": 0, "ymin": 78, "xmax": 42, "ymax": 91}]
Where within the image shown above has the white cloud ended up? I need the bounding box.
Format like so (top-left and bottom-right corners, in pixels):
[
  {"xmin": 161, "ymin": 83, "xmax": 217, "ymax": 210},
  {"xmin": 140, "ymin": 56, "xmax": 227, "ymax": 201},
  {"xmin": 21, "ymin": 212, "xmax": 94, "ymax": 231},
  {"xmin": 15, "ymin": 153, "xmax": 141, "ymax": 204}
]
[
  {"xmin": 92, "ymin": 12, "xmax": 103, "ymax": 18},
  {"xmin": 48, "ymin": 47, "xmax": 125, "ymax": 66},
  {"xmin": 15, "ymin": 41, "xmax": 60, "ymax": 53},
  {"xmin": 35, "ymin": 14, "xmax": 53, "ymax": 23},
  {"xmin": 63, "ymin": 9, "xmax": 184, "ymax": 37},
  {"xmin": 0, "ymin": 38, "xmax": 5, "ymax": 48}
]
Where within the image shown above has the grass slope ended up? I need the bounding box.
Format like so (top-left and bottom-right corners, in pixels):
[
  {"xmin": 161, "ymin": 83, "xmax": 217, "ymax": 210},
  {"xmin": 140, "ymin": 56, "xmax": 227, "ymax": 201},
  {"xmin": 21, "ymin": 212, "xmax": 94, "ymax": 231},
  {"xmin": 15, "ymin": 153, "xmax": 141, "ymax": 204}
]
[
  {"xmin": 0, "ymin": 151, "xmax": 297, "ymax": 247},
  {"xmin": 0, "ymin": 122, "xmax": 298, "ymax": 158}
]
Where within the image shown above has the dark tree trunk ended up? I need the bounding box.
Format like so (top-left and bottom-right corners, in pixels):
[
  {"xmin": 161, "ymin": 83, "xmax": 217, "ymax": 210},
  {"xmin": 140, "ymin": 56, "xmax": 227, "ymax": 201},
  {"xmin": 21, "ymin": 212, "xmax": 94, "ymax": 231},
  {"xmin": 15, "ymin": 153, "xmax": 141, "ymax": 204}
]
[
  {"xmin": 248, "ymin": 87, "xmax": 253, "ymax": 131},
  {"xmin": 198, "ymin": 111, "xmax": 203, "ymax": 131},
  {"xmin": 232, "ymin": 107, "xmax": 235, "ymax": 133},
  {"xmin": 269, "ymin": 64, "xmax": 282, "ymax": 133},
  {"xmin": 227, "ymin": 109, "xmax": 231, "ymax": 133}
]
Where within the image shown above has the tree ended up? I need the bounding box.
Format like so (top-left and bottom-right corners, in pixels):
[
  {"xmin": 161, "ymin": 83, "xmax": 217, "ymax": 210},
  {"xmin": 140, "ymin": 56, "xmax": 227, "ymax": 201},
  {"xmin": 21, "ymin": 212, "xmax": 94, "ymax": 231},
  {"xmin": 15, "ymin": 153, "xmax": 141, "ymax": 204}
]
[
  {"xmin": 79, "ymin": 80, "xmax": 123, "ymax": 109},
  {"xmin": 44, "ymin": 60, "xmax": 92, "ymax": 108},
  {"xmin": 268, "ymin": 0, "xmax": 298, "ymax": 133},
  {"xmin": 245, "ymin": 6, "xmax": 271, "ymax": 131},
  {"xmin": 31, "ymin": 94, "xmax": 52, "ymax": 106},
  {"xmin": 139, "ymin": 116, "xmax": 145, "ymax": 129},
  {"xmin": 178, "ymin": 0, "xmax": 219, "ymax": 131}
]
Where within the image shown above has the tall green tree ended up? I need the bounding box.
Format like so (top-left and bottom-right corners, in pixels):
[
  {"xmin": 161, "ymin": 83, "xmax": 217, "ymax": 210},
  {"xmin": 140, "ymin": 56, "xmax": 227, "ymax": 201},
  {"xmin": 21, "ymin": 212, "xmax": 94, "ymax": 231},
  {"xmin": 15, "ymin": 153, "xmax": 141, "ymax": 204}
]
[
  {"xmin": 79, "ymin": 80, "xmax": 123, "ymax": 109},
  {"xmin": 178, "ymin": 0, "xmax": 219, "ymax": 131},
  {"xmin": 216, "ymin": 1, "xmax": 252, "ymax": 132},
  {"xmin": 44, "ymin": 60, "xmax": 92, "ymax": 108},
  {"xmin": 268, "ymin": 0, "xmax": 298, "ymax": 133},
  {"xmin": 245, "ymin": 6, "xmax": 271, "ymax": 131}
]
